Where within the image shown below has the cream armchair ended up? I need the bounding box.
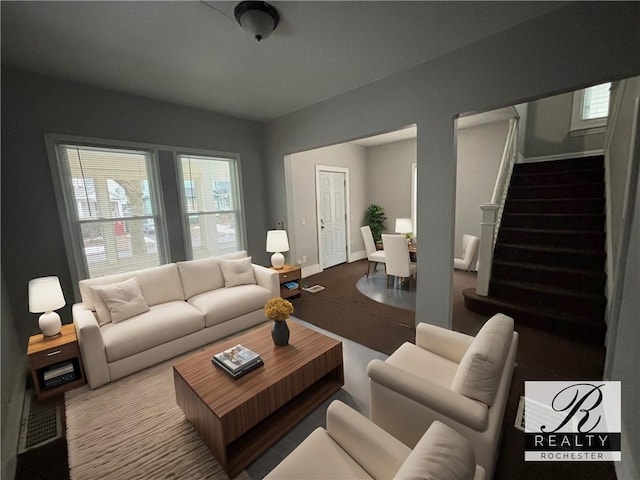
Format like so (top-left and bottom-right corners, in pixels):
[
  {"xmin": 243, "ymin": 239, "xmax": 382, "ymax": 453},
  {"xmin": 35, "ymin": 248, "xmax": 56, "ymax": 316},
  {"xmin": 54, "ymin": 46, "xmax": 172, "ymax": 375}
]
[
  {"xmin": 265, "ymin": 400, "xmax": 485, "ymax": 480},
  {"xmin": 367, "ymin": 314, "xmax": 518, "ymax": 480},
  {"xmin": 454, "ymin": 233, "xmax": 480, "ymax": 271}
]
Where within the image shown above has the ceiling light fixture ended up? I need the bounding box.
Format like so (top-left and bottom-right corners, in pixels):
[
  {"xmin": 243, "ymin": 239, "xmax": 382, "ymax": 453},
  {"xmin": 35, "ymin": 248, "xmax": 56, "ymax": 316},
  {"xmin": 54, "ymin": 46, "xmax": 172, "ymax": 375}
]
[{"xmin": 234, "ymin": 1, "xmax": 280, "ymax": 42}]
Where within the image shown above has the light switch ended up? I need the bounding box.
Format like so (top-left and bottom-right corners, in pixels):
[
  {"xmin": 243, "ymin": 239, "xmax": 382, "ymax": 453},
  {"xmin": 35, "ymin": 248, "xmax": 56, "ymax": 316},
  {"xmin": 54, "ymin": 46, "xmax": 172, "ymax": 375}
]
[{"xmin": 301, "ymin": 217, "xmax": 306, "ymax": 226}]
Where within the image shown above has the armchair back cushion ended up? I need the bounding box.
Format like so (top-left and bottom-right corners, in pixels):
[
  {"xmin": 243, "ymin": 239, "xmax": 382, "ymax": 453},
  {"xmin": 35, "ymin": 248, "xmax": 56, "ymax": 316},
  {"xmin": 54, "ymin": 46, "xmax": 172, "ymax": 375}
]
[
  {"xmin": 394, "ymin": 421, "xmax": 476, "ymax": 480},
  {"xmin": 449, "ymin": 314, "xmax": 514, "ymax": 406}
]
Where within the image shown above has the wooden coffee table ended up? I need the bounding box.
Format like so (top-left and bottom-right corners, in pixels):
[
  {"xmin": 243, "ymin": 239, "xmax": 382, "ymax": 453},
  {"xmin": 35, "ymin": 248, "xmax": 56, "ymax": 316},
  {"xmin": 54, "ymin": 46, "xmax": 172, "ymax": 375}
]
[{"xmin": 173, "ymin": 320, "xmax": 344, "ymax": 477}]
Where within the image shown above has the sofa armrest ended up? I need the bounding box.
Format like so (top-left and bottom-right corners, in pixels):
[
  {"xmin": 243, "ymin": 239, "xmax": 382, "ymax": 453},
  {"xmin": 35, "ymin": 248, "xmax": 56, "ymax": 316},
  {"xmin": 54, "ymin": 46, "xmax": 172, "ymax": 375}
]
[
  {"xmin": 367, "ymin": 359, "xmax": 488, "ymax": 431},
  {"xmin": 72, "ymin": 303, "xmax": 110, "ymax": 389},
  {"xmin": 415, "ymin": 322, "xmax": 473, "ymax": 364},
  {"xmin": 326, "ymin": 400, "xmax": 411, "ymax": 479},
  {"xmin": 253, "ymin": 264, "xmax": 279, "ymax": 297}
]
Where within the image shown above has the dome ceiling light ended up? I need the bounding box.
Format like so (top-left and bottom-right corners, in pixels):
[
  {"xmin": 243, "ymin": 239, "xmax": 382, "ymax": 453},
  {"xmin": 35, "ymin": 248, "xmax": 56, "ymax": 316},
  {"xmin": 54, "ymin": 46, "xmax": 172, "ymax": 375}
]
[{"xmin": 234, "ymin": 1, "xmax": 280, "ymax": 42}]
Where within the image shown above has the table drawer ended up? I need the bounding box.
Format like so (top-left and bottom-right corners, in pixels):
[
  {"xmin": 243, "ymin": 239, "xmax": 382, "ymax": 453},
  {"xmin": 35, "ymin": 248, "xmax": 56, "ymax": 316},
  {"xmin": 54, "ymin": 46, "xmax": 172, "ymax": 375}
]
[
  {"xmin": 29, "ymin": 341, "xmax": 80, "ymax": 369},
  {"xmin": 279, "ymin": 270, "xmax": 301, "ymax": 282}
]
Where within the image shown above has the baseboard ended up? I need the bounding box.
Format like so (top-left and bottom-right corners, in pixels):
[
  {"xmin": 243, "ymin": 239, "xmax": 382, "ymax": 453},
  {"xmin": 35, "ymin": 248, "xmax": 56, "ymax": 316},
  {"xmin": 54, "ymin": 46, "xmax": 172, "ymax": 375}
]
[
  {"xmin": 301, "ymin": 264, "xmax": 321, "ymax": 278},
  {"xmin": 349, "ymin": 250, "xmax": 367, "ymax": 262},
  {"xmin": 523, "ymin": 150, "xmax": 604, "ymax": 163}
]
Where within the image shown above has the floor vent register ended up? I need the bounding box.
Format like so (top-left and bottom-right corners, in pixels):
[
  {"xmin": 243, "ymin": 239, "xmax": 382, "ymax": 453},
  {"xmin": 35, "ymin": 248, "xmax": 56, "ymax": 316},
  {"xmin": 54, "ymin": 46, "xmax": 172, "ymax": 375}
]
[{"xmin": 18, "ymin": 389, "xmax": 62, "ymax": 454}]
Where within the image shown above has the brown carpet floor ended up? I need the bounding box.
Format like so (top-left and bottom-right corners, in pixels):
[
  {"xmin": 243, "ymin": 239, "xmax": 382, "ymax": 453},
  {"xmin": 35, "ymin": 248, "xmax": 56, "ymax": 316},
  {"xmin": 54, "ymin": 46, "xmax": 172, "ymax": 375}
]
[
  {"xmin": 16, "ymin": 259, "xmax": 616, "ymax": 480},
  {"xmin": 293, "ymin": 259, "xmax": 616, "ymax": 480}
]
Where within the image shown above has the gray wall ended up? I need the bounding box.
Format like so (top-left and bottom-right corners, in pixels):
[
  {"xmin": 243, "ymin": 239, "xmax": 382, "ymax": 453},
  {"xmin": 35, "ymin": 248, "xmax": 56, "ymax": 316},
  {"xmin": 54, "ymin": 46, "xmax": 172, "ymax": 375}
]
[
  {"xmin": 265, "ymin": 2, "xmax": 640, "ymax": 329},
  {"xmin": 264, "ymin": 5, "xmax": 639, "ymax": 474},
  {"xmin": 456, "ymin": 120, "xmax": 510, "ymax": 256},
  {"xmin": 525, "ymin": 90, "xmax": 606, "ymax": 158},
  {"xmin": 604, "ymin": 76, "xmax": 640, "ymax": 480},
  {"xmin": 366, "ymin": 139, "xmax": 416, "ymax": 236},
  {"xmin": 286, "ymin": 143, "xmax": 367, "ymax": 268},
  {"xmin": 1, "ymin": 273, "xmax": 26, "ymax": 480}
]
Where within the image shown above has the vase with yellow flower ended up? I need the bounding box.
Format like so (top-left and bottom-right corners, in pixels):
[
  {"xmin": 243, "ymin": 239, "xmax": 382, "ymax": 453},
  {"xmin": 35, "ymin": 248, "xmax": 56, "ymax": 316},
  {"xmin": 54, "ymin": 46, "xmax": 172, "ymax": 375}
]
[{"xmin": 264, "ymin": 297, "xmax": 294, "ymax": 346}]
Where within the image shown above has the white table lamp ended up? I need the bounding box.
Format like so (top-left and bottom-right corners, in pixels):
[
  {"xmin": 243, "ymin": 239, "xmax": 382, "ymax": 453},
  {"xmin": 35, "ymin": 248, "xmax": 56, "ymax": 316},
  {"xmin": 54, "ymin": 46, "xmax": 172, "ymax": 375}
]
[
  {"xmin": 395, "ymin": 218, "xmax": 413, "ymax": 236},
  {"xmin": 266, "ymin": 230, "xmax": 289, "ymax": 269},
  {"xmin": 29, "ymin": 276, "xmax": 66, "ymax": 336}
]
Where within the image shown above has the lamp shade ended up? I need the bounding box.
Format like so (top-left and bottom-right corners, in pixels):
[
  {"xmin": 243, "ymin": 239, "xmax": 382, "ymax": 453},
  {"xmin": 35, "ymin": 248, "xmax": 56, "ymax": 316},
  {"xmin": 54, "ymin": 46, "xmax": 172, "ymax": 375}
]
[
  {"xmin": 29, "ymin": 276, "xmax": 65, "ymax": 313},
  {"xmin": 395, "ymin": 218, "xmax": 413, "ymax": 234},
  {"xmin": 266, "ymin": 230, "xmax": 289, "ymax": 253}
]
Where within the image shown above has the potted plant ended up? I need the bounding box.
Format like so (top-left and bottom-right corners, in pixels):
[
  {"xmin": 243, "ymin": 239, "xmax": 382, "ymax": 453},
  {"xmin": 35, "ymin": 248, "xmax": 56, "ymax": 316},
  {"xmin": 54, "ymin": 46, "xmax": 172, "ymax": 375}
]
[
  {"xmin": 364, "ymin": 204, "xmax": 386, "ymax": 244},
  {"xmin": 264, "ymin": 297, "xmax": 294, "ymax": 345}
]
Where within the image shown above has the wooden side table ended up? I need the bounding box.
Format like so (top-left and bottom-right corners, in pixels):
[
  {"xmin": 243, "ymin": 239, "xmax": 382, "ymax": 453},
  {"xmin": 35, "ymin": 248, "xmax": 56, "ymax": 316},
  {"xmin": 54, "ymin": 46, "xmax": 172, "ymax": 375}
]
[
  {"xmin": 271, "ymin": 264, "xmax": 302, "ymax": 298},
  {"xmin": 27, "ymin": 323, "xmax": 86, "ymax": 400}
]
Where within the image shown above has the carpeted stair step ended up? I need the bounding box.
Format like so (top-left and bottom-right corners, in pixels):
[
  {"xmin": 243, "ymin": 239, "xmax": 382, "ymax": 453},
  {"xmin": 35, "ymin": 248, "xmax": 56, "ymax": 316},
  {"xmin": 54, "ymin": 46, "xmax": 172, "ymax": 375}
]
[
  {"xmin": 491, "ymin": 260, "xmax": 606, "ymax": 294},
  {"xmin": 493, "ymin": 243, "xmax": 605, "ymax": 270},
  {"xmin": 461, "ymin": 287, "xmax": 606, "ymax": 343},
  {"xmin": 497, "ymin": 228, "xmax": 605, "ymax": 250},
  {"xmin": 503, "ymin": 197, "xmax": 604, "ymax": 214},
  {"xmin": 507, "ymin": 182, "xmax": 604, "ymax": 200},
  {"xmin": 488, "ymin": 279, "xmax": 606, "ymax": 319},
  {"xmin": 512, "ymin": 155, "xmax": 604, "ymax": 174},
  {"xmin": 509, "ymin": 168, "xmax": 604, "ymax": 187},
  {"xmin": 501, "ymin": 212, "xmax": 605, "ymax": 230}
]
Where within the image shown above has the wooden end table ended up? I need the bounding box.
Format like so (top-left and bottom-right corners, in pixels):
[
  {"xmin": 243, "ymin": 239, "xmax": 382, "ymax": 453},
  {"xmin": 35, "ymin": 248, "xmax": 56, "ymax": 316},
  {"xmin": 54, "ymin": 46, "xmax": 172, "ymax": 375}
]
[
  {"xmin": 173, "ymin": 320, "xmax": 343, "ymax": 477},
  {"xmin": 271, "ymin": 264, "xmax": 302, "ymax": 298},
  {"xmin": 27, "ymin": 323, "xmax": 86, "ymax": 400}
]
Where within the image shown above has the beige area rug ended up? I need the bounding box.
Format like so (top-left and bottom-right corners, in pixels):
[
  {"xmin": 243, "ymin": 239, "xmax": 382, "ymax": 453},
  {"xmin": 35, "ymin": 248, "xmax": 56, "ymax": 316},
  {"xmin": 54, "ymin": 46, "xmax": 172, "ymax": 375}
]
[{"xmin": 65, "ymin": 351, "xmax": 252, "ymax": 480}]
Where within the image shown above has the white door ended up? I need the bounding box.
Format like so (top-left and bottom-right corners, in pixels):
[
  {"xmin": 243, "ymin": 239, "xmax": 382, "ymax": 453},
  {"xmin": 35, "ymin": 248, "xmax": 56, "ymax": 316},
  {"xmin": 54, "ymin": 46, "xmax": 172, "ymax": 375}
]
[{"xmin": 318, "ymin": 170, "xmax": 347, "ymax": 268}]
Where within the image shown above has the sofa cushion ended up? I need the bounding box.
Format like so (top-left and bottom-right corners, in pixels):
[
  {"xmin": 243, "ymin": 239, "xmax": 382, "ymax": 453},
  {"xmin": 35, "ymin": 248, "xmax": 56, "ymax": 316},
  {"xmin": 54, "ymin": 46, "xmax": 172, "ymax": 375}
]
[
  {"xmin": 177, "ymin": 251, "xmax": 248, "ymax": 299},
  {"xmin": 387, "ymin": 342, "xmax": 459, "ymax": 389},
  {"xmin": 450, "ymin": 314, "xmax": 514, "ymax": 406},
  {"xmin": 101, "ymin": 301, "xmax": 204, "ymax": 363},
  {"xmin": 188, "ymin": 284, "xmax": 271, "ymax": 327},
  {"xmin": 220, "ymin": 257, "xmax": 256, "ymax": 287},
  {"xmin": 394, "ymin": 421, "xmax": 476, "ymax": 480},
  {"xmin": 93, "ymin": 277, "xmax": 149, "ymax": 324},
  {"xmin": 79, "ymin": 263, "xmax": 185, "ymax": 310},
  {"xmin": 264, "ymin": 428, "xmax": 373, "ymax": 479}
]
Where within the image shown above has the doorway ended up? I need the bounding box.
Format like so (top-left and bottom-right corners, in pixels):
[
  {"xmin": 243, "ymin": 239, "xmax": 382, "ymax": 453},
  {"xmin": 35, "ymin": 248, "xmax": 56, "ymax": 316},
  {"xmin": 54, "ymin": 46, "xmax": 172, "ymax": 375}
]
[{"xmin": 316, "ymin": 166, "xmax": 348, "ymax": 269}]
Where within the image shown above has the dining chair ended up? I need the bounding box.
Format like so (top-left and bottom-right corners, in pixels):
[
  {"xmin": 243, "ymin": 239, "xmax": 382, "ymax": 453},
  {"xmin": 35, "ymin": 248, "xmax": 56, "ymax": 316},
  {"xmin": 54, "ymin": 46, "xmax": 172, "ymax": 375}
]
[
  {"xmin": 381, "ymin": 234, "xmax": 416, "ymax": 289},
  {"xmin": 361, "ymin": 226, "xmax": 386, "ymax": 277}
]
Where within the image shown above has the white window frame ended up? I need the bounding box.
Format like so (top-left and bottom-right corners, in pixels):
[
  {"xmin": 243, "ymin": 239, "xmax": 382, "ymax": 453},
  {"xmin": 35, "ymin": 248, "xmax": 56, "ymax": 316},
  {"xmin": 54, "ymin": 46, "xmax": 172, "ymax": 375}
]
[
  {"xmin": 46, "ymin": 134, "xmax": 169, "ymax": 296},
  {"xmin": 176, "ymin": 151, "xmax": 247, "ymax": 260},
  {"xmin": 570, "ymin": 83, "xmax": 611, "ymax": 136}
]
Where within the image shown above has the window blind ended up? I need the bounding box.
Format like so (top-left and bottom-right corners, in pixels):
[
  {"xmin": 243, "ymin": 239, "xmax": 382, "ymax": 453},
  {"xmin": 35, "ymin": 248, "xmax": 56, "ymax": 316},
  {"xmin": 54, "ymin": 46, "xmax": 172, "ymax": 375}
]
[
  {"xmin": 58, "ymin": 144, "xmax": 164, "ymax": 277},
  {"xmin": 581, "ymin": 82, "xmax": 611, "ymax": 120},
  {"xmin": 179, "ymin": 154, "xmax": 243, "ymax": 260}
]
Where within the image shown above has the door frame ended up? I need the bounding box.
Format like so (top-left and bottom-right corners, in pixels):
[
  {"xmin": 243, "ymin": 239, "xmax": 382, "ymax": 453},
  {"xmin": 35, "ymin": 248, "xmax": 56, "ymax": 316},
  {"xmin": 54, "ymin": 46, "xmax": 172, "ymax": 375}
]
[{"xmin": 315, "ymin": 165, "xmax": 351, "ymax": 272}]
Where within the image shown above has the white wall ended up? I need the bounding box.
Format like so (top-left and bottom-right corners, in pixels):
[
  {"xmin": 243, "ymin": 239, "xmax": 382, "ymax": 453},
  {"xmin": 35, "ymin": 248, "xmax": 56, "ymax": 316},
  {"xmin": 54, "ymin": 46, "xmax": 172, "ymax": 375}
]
[
  {"xmin": 366, "ymin": 138, "xmax": 417, "ymax": 234},
  {"xmin": 455, "ymin": 119, "xmax": 510, "ymax": 256},
  {"xmin": 286, "ymin": 143, "xmax": 367, "ymax": 269},
  {"xmin": 525, "ymin": 90, "xmax": 605, "ymax": 158}
]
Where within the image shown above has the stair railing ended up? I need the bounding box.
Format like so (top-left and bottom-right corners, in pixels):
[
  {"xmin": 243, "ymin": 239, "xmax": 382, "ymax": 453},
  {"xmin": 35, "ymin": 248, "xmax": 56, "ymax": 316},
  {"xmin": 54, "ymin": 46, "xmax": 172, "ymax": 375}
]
[{"xmin": 476, "ymin": 117, "xmax": 519, "ymax": 296}]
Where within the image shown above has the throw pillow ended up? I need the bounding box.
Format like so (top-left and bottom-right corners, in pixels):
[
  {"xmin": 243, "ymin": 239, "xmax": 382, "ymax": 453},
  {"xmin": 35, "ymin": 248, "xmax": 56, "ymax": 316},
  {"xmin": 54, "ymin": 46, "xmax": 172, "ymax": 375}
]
[
  {"xmin": 449, "ymin": 313, "xmax": 514, "ymax": 406},
  {"xmin": 394, "ymin": 421, "xmax": 476, "ymax": 480},
  {"xmin": 220, "ymin": 257, "xmax": 256, "ymax": 288},
  {"xmin": 93, "ymin": 277, "xmax": 150, "ymax": 324}
]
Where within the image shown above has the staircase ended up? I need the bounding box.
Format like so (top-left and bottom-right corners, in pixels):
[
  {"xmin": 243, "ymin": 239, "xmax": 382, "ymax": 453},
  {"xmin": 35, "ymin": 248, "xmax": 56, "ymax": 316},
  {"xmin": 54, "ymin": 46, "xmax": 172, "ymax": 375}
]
[{"xmin": 463, "ymin": 155, "xmax": 607, "ymax": 343}]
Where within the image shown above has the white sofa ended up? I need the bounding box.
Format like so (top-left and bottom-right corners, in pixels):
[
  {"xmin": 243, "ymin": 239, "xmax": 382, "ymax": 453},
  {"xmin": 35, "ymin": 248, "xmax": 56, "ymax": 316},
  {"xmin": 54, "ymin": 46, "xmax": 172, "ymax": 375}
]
[
  {"xmin": 367, "ymin": 314, "xmax": 518, "ymax": 480},
  {"xmin": 265, "ymin": 400, "xmax": 485, "ymax": 480},
  {"xmin": 72, "ymin": 251, "xmax": 279, "ymax": 389}
]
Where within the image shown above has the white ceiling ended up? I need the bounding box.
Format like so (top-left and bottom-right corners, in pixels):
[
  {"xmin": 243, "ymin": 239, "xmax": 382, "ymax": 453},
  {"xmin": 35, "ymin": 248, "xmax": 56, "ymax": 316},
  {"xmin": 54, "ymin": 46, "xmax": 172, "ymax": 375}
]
[{"xmin": 1, "ymin": 1, "xmax": 564, "ymax": 122}]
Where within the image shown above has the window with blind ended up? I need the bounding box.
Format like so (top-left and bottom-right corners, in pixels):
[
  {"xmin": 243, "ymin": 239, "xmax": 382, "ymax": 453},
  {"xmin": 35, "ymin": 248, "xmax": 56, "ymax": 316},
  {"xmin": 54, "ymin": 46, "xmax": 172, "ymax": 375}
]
[
  {"xmin": 570, "ymin": 82, "xmax": 611, "ymax": 133},
  {"xmin": 55, "ymin": 144, "xmax": 167, "ymax": 278},
  {"xmin": 179, "ymin": 154, "xmax": 244, "ymax": 259}
]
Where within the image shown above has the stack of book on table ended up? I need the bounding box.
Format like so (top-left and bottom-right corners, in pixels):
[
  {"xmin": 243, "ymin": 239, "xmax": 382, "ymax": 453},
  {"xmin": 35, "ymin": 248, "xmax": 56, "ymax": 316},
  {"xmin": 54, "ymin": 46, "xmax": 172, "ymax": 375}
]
[{"xmin": 212, "ymin": 344, "xmax": 264, "ymax": 379}]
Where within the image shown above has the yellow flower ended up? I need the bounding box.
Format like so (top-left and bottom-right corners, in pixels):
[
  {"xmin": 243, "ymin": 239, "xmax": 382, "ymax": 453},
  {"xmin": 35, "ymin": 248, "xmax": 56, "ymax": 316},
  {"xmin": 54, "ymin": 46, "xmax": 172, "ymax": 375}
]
[{"xmin": 264, "ymin": 297, "xmax": 294, "ymax": 322}]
